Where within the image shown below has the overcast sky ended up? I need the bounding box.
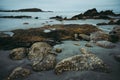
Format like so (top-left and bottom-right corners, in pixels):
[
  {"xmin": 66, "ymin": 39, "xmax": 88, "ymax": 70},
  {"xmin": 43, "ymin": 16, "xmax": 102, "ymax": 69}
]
[{"xmin": 0, "ymin": 0, "xmax": 120, "ymax": 12}]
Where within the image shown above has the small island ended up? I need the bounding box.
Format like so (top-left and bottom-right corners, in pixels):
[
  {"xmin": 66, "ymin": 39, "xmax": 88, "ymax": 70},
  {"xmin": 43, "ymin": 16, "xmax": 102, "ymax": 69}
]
[{"xmin": 0, "ymin": 8, "xmax": 51, "ymax": 12}]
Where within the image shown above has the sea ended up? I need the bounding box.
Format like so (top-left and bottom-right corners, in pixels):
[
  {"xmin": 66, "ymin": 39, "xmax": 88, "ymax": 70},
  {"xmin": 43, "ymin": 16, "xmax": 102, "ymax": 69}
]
[{"xmin": 0, "ymin": 11, "xmax": 119, "ymax": 33}]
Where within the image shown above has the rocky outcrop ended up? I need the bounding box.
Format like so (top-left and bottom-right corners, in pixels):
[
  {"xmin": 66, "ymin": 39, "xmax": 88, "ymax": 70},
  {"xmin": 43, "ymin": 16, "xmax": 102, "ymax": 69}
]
[
  {"xmin": 0, "ymin": 16, "xmax": 32, "ymax": 19},
  {"xmin": 6, "ymin": 67, "xmax": 31, "ymax": 80},
  {"xmin": 0, "ymin": 8, "xmax": 43, "ymax": 12},
  {"xmin": 50, "ymin": 16, "xmax": 64, "ymax": 21},
  {"xmin": 12, "ymin": 24, "xmax": 100, "ymax": 42},
  {"xmin": 9, "ymin": 48, "xmax": 28, "ymax": 60},
  {"xmin": 0, "ymin": 32, "xmax": 10, "ymax": 37},
  {"xmin": 109, "ymin": 26, "xmax": 120, "ymax": 42},
  {"xmin": 96, "ymin": 41, "xmax": 116, "ymax": 48},
  {"xmin": 90, "ymin": 31, "xmax": 109, "ymax": 42},
  {"xmin": 55, "ymin": 48, "xmax": 109, "ymax": 74},
  {"xmin": 97, "ymin": 19, "xmax": 120, "ymax": 25},
  {"xmin": 28, "ymin": 42, "xmax": 56, "ymax": 71},
  {"xmin": 71, "ymin": 8, "xmax": 120, "ymax": 20}
]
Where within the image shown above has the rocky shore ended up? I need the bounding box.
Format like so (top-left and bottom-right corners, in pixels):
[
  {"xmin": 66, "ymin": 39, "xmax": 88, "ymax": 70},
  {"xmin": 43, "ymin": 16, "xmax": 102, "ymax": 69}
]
[
  {"xmin": 0, "ymin": 24, "xmax": 101, "ymax": 49},
  {"xmin": 0, "ymin": 22, "xmax": 120, "ymax": 80},
  {"xmin": 50, "ymin": 8, "xmax": 120, "ymax": 20}
]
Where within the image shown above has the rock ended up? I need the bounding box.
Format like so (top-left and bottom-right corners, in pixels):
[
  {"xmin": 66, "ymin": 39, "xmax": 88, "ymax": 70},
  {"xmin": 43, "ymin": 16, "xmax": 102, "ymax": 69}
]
[
  {"xmin": 50, "ymin": 16, "xmax": 63, "ymax": 21},
  {"xmin": 32, "ymin": 54, "xmax": 56, "ymax": 71},
  {"xmin": 6, "ymin": 67, "xmax": 31, "ymax": 80},
  {"xmin": 97, "ymin": 19, "xmax": 120, "ymax": 25},
  {"xmin": 23, "ymin": 22, "xmax": 29, "ymax": 25},
  {"xmin": 28, "ymin": 42, "xmax": 56, "ymax": 71},
  {"xmin": 70, "ymin": 8, "xmax": 115, "ymax": 20},
  {"xmin": 100, "ymin": 10, "xmax": 116, "ymax": 16},
  {"xmin": 9, "ymin": 48, "xmax": 28, "ymax": 60},
  {"xmin": 97, "ymin": 22, "xmax": 108, "ymax": 25},
  {"xmin": 28, "ymin": 42, "xmax": 52, "ymax": 60},
  {"xmin": 0, "ymin": 8, "xmax": 43, "ymax": 12},
  {"xmin": 79, "ymin": 34, "xmax": 90, "ymax": 41},
  {"xmin": 0, "ymin": 16, "xmax": 32, "ymax": 18},
  {"xmin": 90, "ymin": 31, "xmax": 109, "ymax": 42},
  {"xmin": 116, "ymin": 19, "xmax": 120, "ymax": 25},
  {"xmin": 109, "ymin": 26, "xmax": 120, "ymax": 42},
  {"xmin": 85, "ymin": 42, "xmax": 93, "ymax": 47},
  {"xmin": 0, "ymin": 32, "xmax": 10, "ymax": 37},
  {"xmin": 73, "ymin": 43, "xmax": 80, "ymax": 46},
  {"xmin": 96, "ymin": 41, "xmax": 116, "ymax": 48},
  {"xmin": 55, "ymin": 48, "xmax": 109, "ymax": 74},
  {"xmin": 35, "ymin": 17, "xmax": 39, "ymax": 19},
  {"xmin": 74, "ymin": 33, "xmax": 79, "ymax": 40},
  {"xmin": 83, "ymin": 8, "xmax": 99, "ymax": 16},
  {"xmin": 12, "ymin": 24, "xmax": 100, "ymax": 42},
  {"xmin": 55, "ymin": 48, "xmax": 62, "ymax": 53},
  {"xmin": 114, "ymin": 55, "xmax": 120, "ymax": 62}
]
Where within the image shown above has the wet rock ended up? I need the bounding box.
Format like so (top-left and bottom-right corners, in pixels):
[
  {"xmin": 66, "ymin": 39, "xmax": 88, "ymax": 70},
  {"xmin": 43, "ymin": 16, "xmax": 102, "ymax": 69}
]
[
  {"xmin": 32, "ymin": 54, "xmax": 56, "ymax": 71},
  {"xmin": 28, "ymin": 42, "xmax": 56, "ymax": 71},
  {"xmin": 12, "ymin": 24, "xmax": 100, "ymax": 42},
  {"xmin": 55, "ymin": 48, "xmax": 62, "ymax": 53},
  {"xmin": 97, "ymin": 19, "xmax": 120, "ymax": 25},
  {"xmin": 6, "ymin": 67, "xmax": 31, "ymax": 80},
  {"xmin": 90, "ymin": 31, "xmax": 109, "ymax": 42},
  {"xmin": 0, "ymin": 32, "xmax": 10, "ymax": 37},
  {"xmin": 55, "ymin": 48, "xmax": 109, "ymax": 74},
  {"xmin": 109, "ymin": 26, "xmax": 120, "ymax": 42},
  {"xmin": 114, "ymin": 54, "xmax": 120, "ymax": 62},
  {"xmin": 74, "ymin": 43, "xmax": 80, "ymax": 46},
  {"xmin": 35, "ymin": 17, "xmax": 39, "ymax": 19},
  {"xmin": 96, "ymin": 41, "xmax": 116, "ymax": 48},
  {"xmin": 97, "ymin": 22, "xmax": 108, "ymax": 25},
  {"xmin": 85, "ymin": 42, "xmax": 93, "ymax": 47},
  {"xmin": 28, "ymin": 42, "xmax": 52, "ymax": 60},
  {"xmin": 79, "ymin": 34, "xmax": 90, "ymax": 41},
  {"xmin": 9, "ymin": 48, "xmax": 28, "ymax": 60},
  {"xmin": 50, "ymin": 16, "xmax": 64, "ymax": 21},
  {"xmin": 23, "ymin": 22, "xmax": 29, "ymax": 25}
]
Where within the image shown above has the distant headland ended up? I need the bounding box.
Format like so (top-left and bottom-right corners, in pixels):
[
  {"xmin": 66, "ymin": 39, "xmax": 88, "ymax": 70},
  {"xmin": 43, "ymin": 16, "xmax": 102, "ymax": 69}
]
[{"xmin": 0, "ymin": 8, "xmax": 53, "ymax": 12}]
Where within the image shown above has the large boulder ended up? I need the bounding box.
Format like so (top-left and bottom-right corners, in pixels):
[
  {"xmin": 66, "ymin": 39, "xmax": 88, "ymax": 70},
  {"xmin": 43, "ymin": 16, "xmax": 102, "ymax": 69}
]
[
  {"xmin": 32, "ymin": 54, "xmax": 56, "ymax": 71},
  {"xmin": 28, "ymin": 42, "xmax": 52, "ymax": 60},
  {"xmin": 90, "ymin": 31, "xmax": 109, "ymax": 42},
  {"xmin": 55, "ymin": 48, "xmax": 109, "ymax": 74},
  {"xmin": 6, "ymin": 67, "xmax": 31, "ymax": 80},
  {"xmin": 9, "ymin": 48, "xmax": 28, "ymax": 60},
  {"xmin": 109, "ymin": 26, "xmax": 120, "ymax": 42},
  {"xmin": 96, "ymin": 41, "xmax": 116, "ymax": 48},
  {"xmin": 28, "ymin": 42, "xmax": 56, "ymax": 71}
]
